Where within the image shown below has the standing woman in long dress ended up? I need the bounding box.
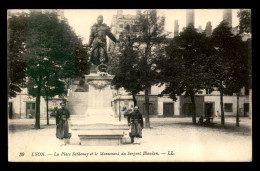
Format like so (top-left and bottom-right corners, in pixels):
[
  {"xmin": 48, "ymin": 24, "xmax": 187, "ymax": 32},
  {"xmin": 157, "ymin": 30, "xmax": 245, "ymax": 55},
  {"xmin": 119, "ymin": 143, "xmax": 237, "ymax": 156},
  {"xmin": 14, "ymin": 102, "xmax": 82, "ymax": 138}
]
[
  {"xmin": 127, "ymin": 106, "xmax": 144, "ymax": 144},
  {"xmin": 56, "ymin": 102, "xmax": 71, "ymax": 145}
]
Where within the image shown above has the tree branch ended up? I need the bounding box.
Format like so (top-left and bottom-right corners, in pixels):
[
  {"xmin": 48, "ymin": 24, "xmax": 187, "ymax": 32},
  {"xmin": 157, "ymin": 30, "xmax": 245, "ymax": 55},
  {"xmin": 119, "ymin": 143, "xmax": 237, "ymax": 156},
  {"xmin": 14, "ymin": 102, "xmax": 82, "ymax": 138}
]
[{"xmin": 133, "ymin": 45, "xmax": 145, "ymax": 58}]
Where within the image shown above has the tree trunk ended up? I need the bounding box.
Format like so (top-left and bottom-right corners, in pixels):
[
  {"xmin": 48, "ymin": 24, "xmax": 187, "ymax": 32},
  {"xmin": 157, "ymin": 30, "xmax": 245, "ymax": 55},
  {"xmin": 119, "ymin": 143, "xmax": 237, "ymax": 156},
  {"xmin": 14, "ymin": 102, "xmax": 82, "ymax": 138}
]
[
  {"xmin": 190, "ymin": 91, "xmax": 197, "ymax": 124},
  {"xmin": 35, "ymin": 86, "xmax": 41, "ymax": 129},
  {"xmin": 220, "ymin": 89, "xmax": 225, "ymax": 127},
  {"xmin": 236, "ymin": 94, "xmax": 239, "ymax": 127},
  {"xmin": 46, "ymin": 97, "xmax": 49, "ymax": 125},
  {"xmin": 144, "ymin": 87, "xmax": 150, "ymax": 128},
  {"xmin": 132, "ymin": 93, "xmax": 137, "ymax": 106}
]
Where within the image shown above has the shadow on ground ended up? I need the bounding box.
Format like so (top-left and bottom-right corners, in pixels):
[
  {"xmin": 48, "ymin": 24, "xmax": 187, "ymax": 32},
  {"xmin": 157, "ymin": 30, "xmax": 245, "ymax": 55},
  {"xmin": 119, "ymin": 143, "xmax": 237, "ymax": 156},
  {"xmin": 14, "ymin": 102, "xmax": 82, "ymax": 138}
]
[
  {"xmin": 153, "ymin": 121, "xmax": 252, "ymax": 136},
  {"xmin": 9, "ymin": 124, "xmax": 56, "ymax": 133}
]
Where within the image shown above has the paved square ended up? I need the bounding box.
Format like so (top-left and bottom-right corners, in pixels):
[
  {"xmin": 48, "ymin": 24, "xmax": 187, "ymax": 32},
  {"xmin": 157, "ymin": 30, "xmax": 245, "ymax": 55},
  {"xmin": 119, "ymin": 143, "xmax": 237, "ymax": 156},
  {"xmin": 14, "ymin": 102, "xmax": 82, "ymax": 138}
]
[{"xmin": 8, "ymin": 117, "xmax": 252, "ymax": 162}]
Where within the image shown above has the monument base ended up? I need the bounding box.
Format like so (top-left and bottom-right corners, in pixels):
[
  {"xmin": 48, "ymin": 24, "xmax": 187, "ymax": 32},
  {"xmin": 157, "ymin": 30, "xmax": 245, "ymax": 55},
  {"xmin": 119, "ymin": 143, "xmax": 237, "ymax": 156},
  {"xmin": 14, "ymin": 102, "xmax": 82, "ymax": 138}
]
[
  {"xmin": 67, "ymin": 72, "xmax": 130, "ymax": 146},
  {"xmin": 69, "ymin": 121, "xmax": 129, "ymax": 146},
  {"xmin": 79, "ymin": 136, "xmax": 123, "ymax": 146},
  {"xmin": 78, "ymin": 130, "xmax": 125, "ymax": 146}
]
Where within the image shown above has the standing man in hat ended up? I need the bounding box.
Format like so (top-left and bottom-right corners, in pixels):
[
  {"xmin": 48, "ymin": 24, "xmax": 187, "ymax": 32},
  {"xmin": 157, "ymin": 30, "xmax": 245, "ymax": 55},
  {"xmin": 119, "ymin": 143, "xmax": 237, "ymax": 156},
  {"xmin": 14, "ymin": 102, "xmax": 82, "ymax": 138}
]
[
  {"xmin": 56, "ymin": 102, "xmax": 71, "ymax": 146},
  {"xmin": 127, "ymin": 106, "xmax": 144, "ymax": 144}
]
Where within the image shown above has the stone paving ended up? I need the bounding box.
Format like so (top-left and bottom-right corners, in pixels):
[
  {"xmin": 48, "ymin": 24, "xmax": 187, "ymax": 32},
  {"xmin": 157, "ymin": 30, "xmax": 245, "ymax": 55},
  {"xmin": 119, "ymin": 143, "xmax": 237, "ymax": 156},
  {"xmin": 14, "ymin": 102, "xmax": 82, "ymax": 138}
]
[{"xmin": 8, "ymin": 117, "xmax": 252, "ymax": 162}]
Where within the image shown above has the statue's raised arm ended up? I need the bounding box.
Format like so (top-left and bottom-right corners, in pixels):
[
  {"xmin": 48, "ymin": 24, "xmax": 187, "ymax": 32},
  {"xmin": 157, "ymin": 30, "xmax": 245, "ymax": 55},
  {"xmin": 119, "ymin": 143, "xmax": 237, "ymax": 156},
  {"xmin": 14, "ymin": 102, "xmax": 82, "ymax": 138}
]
[{"xmin": 106, "ymin": 27, "xmax": 118, "ymax": 43}]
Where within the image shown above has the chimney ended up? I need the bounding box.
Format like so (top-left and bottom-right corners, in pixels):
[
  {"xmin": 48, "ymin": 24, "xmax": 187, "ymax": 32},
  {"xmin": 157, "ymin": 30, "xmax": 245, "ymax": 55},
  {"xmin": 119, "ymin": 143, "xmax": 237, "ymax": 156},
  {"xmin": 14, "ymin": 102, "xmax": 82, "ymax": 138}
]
[
  {"xmin": 223, "ymin": 9, "xmax": 232, "ymax": 27},
  {"xmin": 174, "ymin": 20, "xmax": 179, "ymax": 37},
  {"xmin": 117, "ymin": 9, "xmax": 123, "ymax": 18},
  {"xmin": 186, "ymin": 9, "xmax": 195, "ymax": 27},
  {"xmin": 205, "ymin": 21, "xmax": 212, "ymax": 37}
]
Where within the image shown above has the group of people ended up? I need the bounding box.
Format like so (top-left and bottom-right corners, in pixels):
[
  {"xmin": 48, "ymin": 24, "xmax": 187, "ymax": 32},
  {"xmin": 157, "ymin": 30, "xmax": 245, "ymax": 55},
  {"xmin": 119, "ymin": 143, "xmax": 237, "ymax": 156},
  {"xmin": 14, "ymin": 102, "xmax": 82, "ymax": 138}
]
[{"xmin": 54, "ymin": 103, "xmax": 144, "ymax": 145}]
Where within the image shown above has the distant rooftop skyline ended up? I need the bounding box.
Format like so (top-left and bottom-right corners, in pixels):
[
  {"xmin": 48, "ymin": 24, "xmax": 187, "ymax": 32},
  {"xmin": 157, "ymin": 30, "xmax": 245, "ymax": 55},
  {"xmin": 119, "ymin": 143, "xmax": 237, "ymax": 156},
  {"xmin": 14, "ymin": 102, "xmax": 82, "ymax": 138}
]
[
  {"xmin": 63, "ymin": 9, "xmax": 239, "ymax": 43},
  {"xmin": 8, "ymin": 9, "xmax": 240, "ymax": 44}
]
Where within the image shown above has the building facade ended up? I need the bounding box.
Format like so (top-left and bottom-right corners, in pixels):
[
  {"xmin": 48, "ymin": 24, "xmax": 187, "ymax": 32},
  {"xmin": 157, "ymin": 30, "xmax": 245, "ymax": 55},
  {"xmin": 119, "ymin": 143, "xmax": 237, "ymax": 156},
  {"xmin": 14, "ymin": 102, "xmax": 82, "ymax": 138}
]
[
  {"xmin": 112, "ymin": 84, "xmax": 250, "ymax": 118},
  {"xmin": 8, "ymin": 88, "xmax": 65, "ymax": 119},
  {"xmin": 108, "ymin": 10, "xmax": 140, "ymax": 53}
]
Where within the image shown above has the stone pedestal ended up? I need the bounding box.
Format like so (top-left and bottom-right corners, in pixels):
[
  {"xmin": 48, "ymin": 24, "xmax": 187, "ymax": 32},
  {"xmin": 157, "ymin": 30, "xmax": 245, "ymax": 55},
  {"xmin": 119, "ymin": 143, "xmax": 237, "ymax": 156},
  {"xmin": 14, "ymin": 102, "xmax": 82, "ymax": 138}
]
[
  {"xmin": 78, "ymin": 130, "xmax": 124, "ymax": 146},
  {"xmin": 69, "ymin": 73, "xmax": 129, "ymax": 146}
]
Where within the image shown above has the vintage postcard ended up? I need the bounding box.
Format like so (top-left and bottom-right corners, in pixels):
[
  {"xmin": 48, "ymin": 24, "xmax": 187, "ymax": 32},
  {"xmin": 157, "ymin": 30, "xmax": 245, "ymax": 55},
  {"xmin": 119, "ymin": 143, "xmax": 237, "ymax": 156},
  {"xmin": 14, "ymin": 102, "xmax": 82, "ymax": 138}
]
[{"xmin": 8, "ymin": 9, "xmax": 252, "ymax": 162}]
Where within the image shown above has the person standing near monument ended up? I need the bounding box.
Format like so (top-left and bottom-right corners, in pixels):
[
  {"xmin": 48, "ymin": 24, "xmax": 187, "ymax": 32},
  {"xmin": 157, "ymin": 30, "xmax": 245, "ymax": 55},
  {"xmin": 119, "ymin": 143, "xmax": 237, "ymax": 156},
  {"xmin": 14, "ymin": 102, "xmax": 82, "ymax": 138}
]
[
  {"xmin": 56, "ymin": 102, "xmax": 71, "ymax": 146},
  {"xmin": 127, "ymin": 106, "xmax": 144, "ymax": 144},
  {"xmin": 87, "ymin": 15, "xmax": 119, "ymax": 68},
  {"xmin": 216, "ymin": 110, "xmax": 220, "ymax": 118}
]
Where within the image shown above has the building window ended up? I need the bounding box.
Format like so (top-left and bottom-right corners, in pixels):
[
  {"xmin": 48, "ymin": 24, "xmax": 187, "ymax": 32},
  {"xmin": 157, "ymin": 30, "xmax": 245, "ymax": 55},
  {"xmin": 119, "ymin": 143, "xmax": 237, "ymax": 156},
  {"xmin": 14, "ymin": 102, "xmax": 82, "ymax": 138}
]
[
  {"xmin": 244, "ymin": 103, "xmax": 249, "ymax": 112},
  {"xmin": 224, "ymin": 103, "xmax": 233, "ymax": 112},
  {"xmin": 244, "ymin": 103, "xmax": 249, "ymax": 116},
  {"xmin": 26, "ymin": 103, "xmax": 30, "ymax": 109},
  {"xmin": 9, "ymin": 102, "xmax": 13, "ymax": 119},
  {"xmin": 119, "ymin": 24, "xmax": 124, "ymax": 28},
  {"xmin": 183, "ymin": 103, "xmax": 193, "ymax": 116},
  {"xmin": 163, "ymin": 103, "xmax": 174, "ymax": 117},
  {"xmin": 206, "ymin": 89, "xmax": 211, "ymax": 94}
]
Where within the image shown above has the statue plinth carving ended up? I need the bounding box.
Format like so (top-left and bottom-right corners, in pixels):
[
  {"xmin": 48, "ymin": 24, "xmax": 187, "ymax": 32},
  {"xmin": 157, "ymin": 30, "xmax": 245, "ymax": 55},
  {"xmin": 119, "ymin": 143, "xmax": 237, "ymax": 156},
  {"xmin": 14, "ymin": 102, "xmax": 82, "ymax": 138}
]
[{"xmin": 88, "ymin": 80, "xmax": 110, "ymax": 90}]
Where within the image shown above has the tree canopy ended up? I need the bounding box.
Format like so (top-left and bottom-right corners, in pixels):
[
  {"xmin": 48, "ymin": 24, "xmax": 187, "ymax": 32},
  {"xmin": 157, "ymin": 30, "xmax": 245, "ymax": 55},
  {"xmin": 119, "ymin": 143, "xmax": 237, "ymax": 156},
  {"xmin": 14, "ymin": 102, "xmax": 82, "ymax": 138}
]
[
  {"xmin": 208, "ymin": 21, "xmax": 249, "ymax": 126},
  {"xmin": 156, "ymin": 24, "xmax": 215, "ymax": 123},
  {"xmin": 111, "ymin": 10, "xmax": 168, "ymax": 127},
  {"xmin": 237, "ymin": 9, "xmax": 251, "ymax": 34},
  {"xmin": 111, "ymin": 44, "xmax": 143, "ymax": 105},
  {"xmin": 7, "ymin": 14, "xmax": 27, "ymax": 98},
  {"xmin": 23, "ymin": 11, "xmax": 87, "ymax": 128}
]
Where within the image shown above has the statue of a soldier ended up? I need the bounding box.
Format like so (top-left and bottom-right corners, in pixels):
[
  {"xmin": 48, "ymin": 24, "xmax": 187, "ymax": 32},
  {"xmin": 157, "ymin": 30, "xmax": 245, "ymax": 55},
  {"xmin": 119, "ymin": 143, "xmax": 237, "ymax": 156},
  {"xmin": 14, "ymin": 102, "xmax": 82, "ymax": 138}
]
[{"xmin": 87, "ymin": 15, "xmax": 119, "ymax": 71}]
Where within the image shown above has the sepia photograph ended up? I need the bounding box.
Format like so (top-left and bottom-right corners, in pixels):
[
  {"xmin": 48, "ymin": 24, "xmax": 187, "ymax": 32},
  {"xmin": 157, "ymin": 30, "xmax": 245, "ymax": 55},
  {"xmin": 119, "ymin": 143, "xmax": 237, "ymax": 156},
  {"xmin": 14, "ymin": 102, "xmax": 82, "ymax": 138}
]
[{"xmin": 7, "ymin": 9, "xmax": 252, "ymax": 162}]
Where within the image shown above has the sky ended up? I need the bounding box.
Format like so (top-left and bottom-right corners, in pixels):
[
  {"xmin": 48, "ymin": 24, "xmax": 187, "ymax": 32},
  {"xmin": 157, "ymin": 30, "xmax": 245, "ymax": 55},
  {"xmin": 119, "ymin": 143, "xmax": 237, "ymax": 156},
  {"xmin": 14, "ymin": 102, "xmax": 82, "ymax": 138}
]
[
  {"xmin": 8, "ymin": 9, "xmax": 240, "ymax": 44},
  {"xmin": 63, "ymin": 9, "xmax": 240, "ymax": 44}
]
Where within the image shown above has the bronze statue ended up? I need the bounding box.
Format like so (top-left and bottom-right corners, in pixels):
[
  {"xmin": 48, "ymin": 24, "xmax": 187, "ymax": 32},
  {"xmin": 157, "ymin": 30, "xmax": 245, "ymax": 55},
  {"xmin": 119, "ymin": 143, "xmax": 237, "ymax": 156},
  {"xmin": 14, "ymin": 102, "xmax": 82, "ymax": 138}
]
[{"xmin": 87, "ymin": 15, "xmax": 119, "ymax": 67}]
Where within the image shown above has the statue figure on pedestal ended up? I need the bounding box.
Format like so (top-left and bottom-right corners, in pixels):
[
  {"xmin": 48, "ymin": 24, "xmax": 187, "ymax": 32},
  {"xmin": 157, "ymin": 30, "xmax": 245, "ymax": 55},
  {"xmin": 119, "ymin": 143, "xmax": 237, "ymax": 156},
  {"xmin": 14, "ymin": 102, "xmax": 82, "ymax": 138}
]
[{"xmin": 87, "ymin": 15, "xmax": 119, "ymax": 70}]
